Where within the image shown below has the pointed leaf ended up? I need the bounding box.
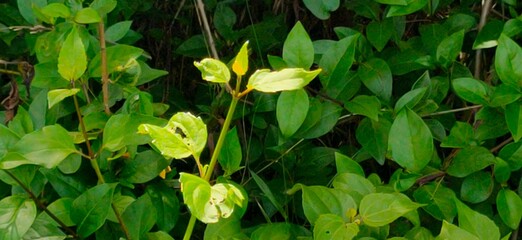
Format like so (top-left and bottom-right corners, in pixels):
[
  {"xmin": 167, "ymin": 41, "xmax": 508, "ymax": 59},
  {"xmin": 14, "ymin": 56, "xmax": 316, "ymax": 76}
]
[
  {"xmin": 314, "ymin": 214, "xmax": 359, "ymax": 240},
  {"xmin": 436, "ymin": 221, "xmax": 479, "ymax": 240},
  {"xmin": 74, "ymin": 7, "xmax": 101, "ymax": 24},
  {"xmin": 389, "ymin": 108, "xmax": 434, "ymax": 172},
  {"xmin": 441, "ymin": 122, "xmax": 476, "ymax": 148},
  {"xmin": 334, "ymin": 152, "xmax": 365, "ymax": 176},
  {"xmin": 283, "ymin": 21, "xmax": 314, "ymax": 69},
  {"xmin": 232, "ymin": 41, "xmax": 249, "ymax": 76},
  {"xmin": 58, "ymin": 26, "xmax": 87, "ymax": 81},
  {"xmin": 414, "ymin": 184, "xmax": 457, "ymax": 222},
  {"xmin": 103, "ymin": 113, "xmax": 166, "ymax": 152},
  {"xmin": 194, "ymin": 58, "xmax": 231, "ymax": 83},
  {"xmin": 436, "ymin": 30, "xmax": 465, "ymax": 68},
  {"xmin": 358, "ymin": 58, "xmax": 392, "ymax": 102},
  {"xmin": 0, "ymin": 196, "xmax": 37, "ymax": 239},
  {"xmin": 505, "ymin": 101, "xmax": 522, "ymax": 142},
  {"xmin": 218, "ymin": 127, "xmax": 243, "ymax": 177},
  {"xmin": 105, "ymin": 21, "xmax": 133, "ymax": 42},
  {"xmin": 495, "ymin": 34, "xmax": 522, "ymax": 87},
  {"xmin": 303, "ymin": 0, "xmax": 340, "ymax": 20},
  {"xmin": 366, "ymin": 19, "xmax": 393, "ymax": 51},
  {"xmin": 452, "ymin": 78, "xmax": 490, "ymax": 105},
  {"xmin": 277, "ymin": 89, "xmax": 309, "ymax": 137},
  {"xmin": 356, "ymin": 118, "xmax": 391, "ymax": 165},
  {"xmin": 386, "ymin": 0, "xmax": 428, "ymax": 17},
  {"xmin": 454, "ymin": 199, "xmax": 500, "ymax": 240},
  {"xmin": 359, "ymin": 193, "xmax": 423, "ymax": 227},
  {"xmin": 247, "ymin": 68, "xmax": 321, "ymax": 93},
  {"xmin": 122, "ymin": 194, "xmax": 157, "ymax": 240},
  {"xmin": 446, "ymin": 146, "xmax": 496, "ymax": 177},
  {"xmin": 345, "ymin": 95, "xmax": 381, "ymax": 121},
  {"xmin": 497, "ymin": 189, "xmax": 522, "ymax": 230},
  {"xmin": 71, "ymin": 183, "xmax": 116, "ymax": 238},
  {"xmin": 47, "ymin": 88, "xmax": 81, "ymax": 109}
]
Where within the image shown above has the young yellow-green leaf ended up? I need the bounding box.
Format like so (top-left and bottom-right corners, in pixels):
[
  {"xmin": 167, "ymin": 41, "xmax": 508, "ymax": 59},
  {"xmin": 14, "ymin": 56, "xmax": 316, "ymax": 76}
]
[
  {"xmin": 454, "ymin": 198, "xmax": 500, "ymax": 240},
  {"xmin": 247, "ymin": 68, "xmax": 321, "ymax": 93},
  {"xmin": 179, "ymin": 173, "xmax": 245, "ymax": 223},
  {"xmin": 314, "ymin": 214, "xmax": 359, "ymax": 240},
  {"xmin": 47, "ymin": 88, "xmax": 80, "ymax": 109},
  {"xmin": 496, "ymin": 189, "xmax": 522, "ymax": 230},
  {"xmin": 74, "ymin": 7, "xmax": 101, "ymax": 24},
  {"xmin": 436, "ymin": 220, "xmax": 479, "ymax": 240},
  {"xmin": 389, "ymin": 108, "xmax": 434, "ymax": 172},
  {"xmin": 359, "ymin": 193, "xmax": 423, "ymax": 227},
  {"xmin": 40, "ymin": 3, "xmax": 71, "ymax": 19},
  {"xmin": 58, "ymin": 26, "xmax": 87, "ymax": 81},
  {"xmin": 232, "ymin": 41, "xmax": 249, "ymax": 76},
  {"xmin": 138, "ymin": 112, "xmax": 207, "ymax": 159},
  {"xmin": 194, "ymin": 58, "xmax": 231, "ymax": 83},
  {"xmin": 0, "ymin": 196, "xmax": 37, "ymax": 239}
]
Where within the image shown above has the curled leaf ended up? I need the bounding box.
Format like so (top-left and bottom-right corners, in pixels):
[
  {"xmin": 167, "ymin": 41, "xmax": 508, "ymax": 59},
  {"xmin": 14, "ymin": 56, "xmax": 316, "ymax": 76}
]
[
  {"xmin": 194, "ymin": 58, "xmax": 231, "ymax": 83},
  {"xmin": 247, "ymin": 68, "xmax": 321, "ymax": 92}
]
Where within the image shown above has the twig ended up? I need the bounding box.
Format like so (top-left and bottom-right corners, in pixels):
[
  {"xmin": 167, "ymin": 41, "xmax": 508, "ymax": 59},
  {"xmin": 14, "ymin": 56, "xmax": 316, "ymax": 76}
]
[
  {"xmin": 97, "ymin": 22, "xmax": 112, "ymax": 115},
  {"xmin": 421, "ymin": 105, "xmax": 482, "ymax": 117},
  {"xmin": 3, "ymin": 170, "xmax": 79, "ymax": 239},
  {"xmin": 474, "ymin": 0, "xmax": 494, "ymax": 79},
  {"xmin": 490, "ymin": 136, "xmax": 513, "ymax": 153},
  {"xmin": 194, "ymin": 0, "xmax": 219, "ymax": 59}
]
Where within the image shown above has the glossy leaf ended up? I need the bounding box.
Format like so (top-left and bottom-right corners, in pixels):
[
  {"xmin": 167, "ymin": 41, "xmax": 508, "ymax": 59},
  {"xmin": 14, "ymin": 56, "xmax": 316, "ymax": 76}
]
[
  {"xmin": 122, "ymin": 194, "xmax": 157, "ymax": 240},
  {"xmin": 334, "ymin": 152, "xmax": 365, "ymax": 176},
  {"xmin": 394, "ymin": 87, "xmax": 427, "ymax": 112},
  {"xmin": 436, "ymin": 220, "xmax": 479, "ymax": 240},
  {"xmin": 47, "ymin": 88, "xmax": 80, "ymax": 109},
  {"xmin": 356, "ymin": 118, "xmax": 391, "ymax": 165},
  {"xmin": 218, "ymin": 127, "xmax": 242, "ymax": 177},
  {"xmin": 194, "ymin": 58, "xmax": 230, "ymax": 83},
  {"xmin": 277, "ymin": 89, "xmax": 309, "ymax": 137},
  {"xmin": 232, "ymin": 41, "xmax": 249, "ymax": 76},
  {"xmin": 446, "ymin": 146, "xmax": 496, "ymax": 177},
  {"xmin": 40, "ymin": 3, "xmax": 71, "ymax": 20},
  {"xmin": 320, "ymin": 35, "xmax": 358, "ymax": 89},
  {"xmin": 303, "ymin": 0, "xmax": 340, "ymax": 20},
  {"xmin": 1, "ymin": 125, "xmax": 78, "ymax": 169},
  {"xmin": 366, "ymin": 19, "xmax": 393, "ymax": 51},
  {"xmin": 286, "ymin": 184, "xmax": 356, "ymax": 224},
  {"xmin": 495, "ymin": 34, "xmax": 522, "ymax": 87},
  {"xmin": 389, "ymin": 108, "xmax": 434, "ymax": 172},
  {"xmin": 0, "ymin": 124, "xmax": 20, "ymax": 158},
  {"xmin": 386, "ymin": 0, "xmax": 428, "ymax": 17},
  {"xmin": 0, "ymin": 195, "xmax": 37, "ymax": 239},
  {"xmin": 138, "ymin": 112, "xmax": 207, "ymax": 159},
  {"xmin": 314, "ymin": 214, "xmax": 359, "ymax": 240},
  {"xmin": 359, "ymin": 193, "xmax": 423, "ymax": 227},
  {"xmin": 58, "ymin": 26, "xmax": 87, "ymax": 81},
  {"xmin": 358, "ymin": 58, "xmax": 392, "ymax": 102},
  {"xmin": 454, "ymin": 199, "xmax": 500, "ymax": 240},
  {"xmin": 436, "ymin": 30, "xmax": 465, "ymax": 68},
  {"xmin": 460, "ymin": 171, "xmax": 493, "ymax": 203},
  {"xmin": 505, "ymin": 101, "xmax": 522, "ymax": 142},
  {"xmin": 473, "ymin": 20, "xmax": 503, "ymax": 49},
  {"xmin": 71, "ymin": 183, "xmax": 116, "ymax": 238},
  {"xmin": 74, "ymin": 7, "xmax": 101, "ymax": 24},
  {"xmin": 105, "ymin": 21, "xmax": 133, "ymax": 42},
  {"xmin": 452, "ymin": 78, "xmax": 490, "ymax": 105},
  {"xmin": 345, "ymin": 95, "xmax": 381, "ymax": 121},
  {"xmin": 490, "ymin": 84, "xmax": 521, "ymax": 107},
  {"xmin": 283, "ymin": 21, "xmax": 314, "ymax": 69},
  {"xmin": 247, "ymin": 68, "xmax": 321, "ymax": 93},
  {"xmin": 37, "ymin": 198, "xmax": 74, "ymax": 227},
  {"xmin": 496, "ymin": 189, "xmax": 522, "ymax": 230},
  {"xmin": 179, "ymin": 173, "xmax": 245, "ymax": 223}
]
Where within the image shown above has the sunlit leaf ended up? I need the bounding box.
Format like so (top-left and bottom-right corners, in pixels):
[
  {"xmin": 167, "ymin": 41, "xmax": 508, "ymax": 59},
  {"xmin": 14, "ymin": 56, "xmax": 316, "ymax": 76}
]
[
  {"xmin": 58, "ymin": 26, "xmax": 87, "ymax": 81},
  {"xmin": 47, "ymin": 88, "xmax": 80, "ymax": 109},
  {"xmin": 314, "ymin": 214, "xmax": 359, "ymax": 240},
  {"xmin": 0, "ymin": 196, "xmax": 37, "ymax": 239},
  {"xmin": 232, "ymin": 41, "xmax": 249, "ymax": 76},
  {"xmin": 454, "ymin": 198, "xmax": 500, "ymax": 240},
  {"xmin": 74, "ymin": 7, "xmax": 101, "ymax": 24},
  {"xmin": 247, "ymin": 68, "xmax": 321, "ymax": 93},
  {"xmin": 194, "ymin": 58, "xmax": 231, "ymax": 83}
]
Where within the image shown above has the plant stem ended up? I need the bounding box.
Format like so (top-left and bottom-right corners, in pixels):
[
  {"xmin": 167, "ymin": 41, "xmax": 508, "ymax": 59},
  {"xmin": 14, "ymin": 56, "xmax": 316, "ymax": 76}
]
[
  {"xmin": 3, "ymin": 169, "xmax": 79, "ymax": 239},
  {"xmin": 195, "ymin": 0, "xmax": 219, "ymax": 59},
  {"xmin": 183, "ymin": 92, "xmax": 241, "ymax": 240},
  {"xmin": 421, "ymin": 105, "xmax": 482, "ymax": 117},
  {"xmin": 0, "ymin": 69, "xmax": 21, "ymax": 75},
  {"xmin": 474, "ymin": 0, "xmax": 493, "ymax": 79},
  {"xmin": 97, "ymin": 21, "xmax": 111, "ymax": 115},
  {"xmin": 71, "ymin": 82, "xmax": 131, "ymax": 239}
]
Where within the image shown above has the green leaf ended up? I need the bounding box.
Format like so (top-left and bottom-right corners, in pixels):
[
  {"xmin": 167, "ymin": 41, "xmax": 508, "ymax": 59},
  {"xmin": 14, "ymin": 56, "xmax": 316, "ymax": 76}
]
[
  {"xmin": 40, "ymin": 3, "xmax": 71, "ymax": 19},
  {"xmin": 441, "ymin": 122, "xmax": 476, "ymax": 148},
  {"xmin": 436, "ymin": 220, "xmax": 479, "ymax": 240},
  {"xmin": 490, "ymin": 84, "xmax": 521, "ymax": 107},
  {"xmin": 90, "ymin": 0, "xmax": 117, "ymax": 16},
  {"xmin": 247, "ymin": 68, "xmax": 321, "ymax": 93},
  {"xmin": 218, "ymin": 127, "xmax": 243, "ymax": 177},
  {"xmin": 495, "ymin": 34, "xmax": 522, "ymax": 87},
  {"xmin": 499, "ymin": 142, "xmax": 522, "ymax": 171},
  {"xmin": 251, "ymin": 223, "xmax": 311, "ymax": 239},
  {"xmin": 193, "ymin": 58, "xmax": 231, "ymax": 83},
  {"xmin": 446, "ymin": 146, "xmax": 496, "ymax": 177},
  {"xmin": 204, "ymin": 214, "xmax": 247, "ymax": 240},
  {"xmin": 366, "ymin": 19, "xmax": 393, "ymax": 52},
  {"xmin": 136, "ymin": 60, "xmax": 169, "ymax": 85},
  {"xmin": 1, "ymin": 125, "xmax": 78, "ymax": 169},
  {"xmin": 394, "ymin": 87, "xmax": 427, "ymax": 112},
  {"xmin": 47, "ymin": 88, "xmax": 80, "ymax": 109},
  {"xmin": 494, "ymin": 157, "xmax": 511, "ymax": 183},
  {"xmin": 460, "ymin": 171, "xmax": 493, "ymax": 203},
  {"xmin": 320, "ymin": 35, "xmax": 358, "ymax": 90},
  {"xmin": 314, "ymin": 214, "xmax": 359, "ymax": 240},
  {"xmin": 286, "ymin": 184, "xmax": 356, "ymax": 224},
  {"xmin": 122, "ymin": 194, "xmax": 157, "ymax": 240},
  {"xmin": 302, "ymin": 0, "xmax": 340, "ymax": 20},
  {"xmin": 294, "ymin": 98, "xmax": 342, "ymax": 139},
  {"xmin": 146, "ymin": 183, "xmax": 180, "ymax": 232},
  {"xmin": 102, "ymin": 114, "xmax": 166, "ymax": 151},
  {"xmin": 277, "ymin": 89, "xmax": 310, "ymax": 137},
  {"xmin": 334, "ymin": 152, "xmax": 365, "ymax": 176},
  {"xmin": 179, "ymin": 173, "xmax": 245, "ymax": 223},
  {"xmin": 250, "ymin": 171, "xmax": 287, "ymax": 220},
  {"xmin": 413, "ymin": 184, "xmax": 457, "ymax": 222},
  {"xmin": 356, "ymin": 118, "xmax": 391, "ymax": 165},
  {"xmin": 17, "ymin": 0, "xmax": 46, "ymax": 24},
  {"xmin": 359, "ymin": 193, "xmax": 423, "ymax": 227},
  {"xmin": 454, "ymin": 198, "xmax": 500, "ymax": 240},
  {"xmin": 473, "ymin": 20, "xmax": 503, "ymax": 49},
  {"xmin": 283, "ymin": 21, "xmax": 314, "ymax": 69},
  {"xmin": 71, "ymin": 183, "xmax": 116, "ymax": 238},
  {"xmin": 232, "ymin": 41, "xmax": 249, "ymax": 76},
  {"xmin": 74, "ymin": 7, "xmax": 101, "ymax": 24},
  {"xmin": 505, "ymin": 101, "xmax": 522, "ymax": 142},
  {"xmin": 386, "ymin": 0, "xmax": 428, "ymax": 17},
  {"xmin": 120, "ymin": 150, "xmax": 169, "ymax": 183},
  {"xmin": 452, "ymin": 78, "xmax": 490, "ymax": 105},
  {"xmin": 436, "ymin": 30, "xmax": 465, "ymax": 68},
  {"xmin": 138, "ymin": 112, "xmax": 207, "ymax": 159},
  {"xmin": 0, "ymin": 125, "xmax": 20, "ymax": 158},
  {"xmin": 105, "ymin": 21, "xmax": 132, "ymax": 42},
  {"xmin": 58, "ymin": 26, "xmax": 87, "ymax": 81},
  {"xmin": 373, "ymin": 0, "xmax": 407, "ymax": 5},
  {"xmin": 37, "ymin": 198, "xmax": 75, "ymax": 227},
  {"xmin": 389, "ymin": 108, "xmax": 434, "ymax": 172},
  {"xmin": 89, "ymin": 44, "xmax": 144, "ymax": 77},
  {"xmin": 496, "ymin": 189, "xmax": 522, "ymax": 230},
  {"xmin": 358, "ymin": 58, "xmax": 392, "ymax": 102},
  {"xmin": 346, "ymin": 95, "xmax": 381, "ymax": 121},
  {"xmin": 332, "ymin": 173, "xmax": 375, "ymax": 204},
  {"xmin": 0, "ymin": 195, "xmax": 37, "ymax": 239}
]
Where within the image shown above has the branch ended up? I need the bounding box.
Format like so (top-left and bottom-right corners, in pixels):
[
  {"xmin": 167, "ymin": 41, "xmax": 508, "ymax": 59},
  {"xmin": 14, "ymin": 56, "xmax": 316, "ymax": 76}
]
[
  {"xmin": 473, "ymin": 0, "xmax": 494, "ymax": 79},
  {"xmin": 97, "ymin": 21, "xmax": 111, "ymax": 115},
  {"xmin": 194, "ymin": 0, "xmax": 219, "ymax": 59}
]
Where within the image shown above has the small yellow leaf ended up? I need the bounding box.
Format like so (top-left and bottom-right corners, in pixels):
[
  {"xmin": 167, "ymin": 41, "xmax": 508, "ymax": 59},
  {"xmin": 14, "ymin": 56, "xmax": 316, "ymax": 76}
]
[{"xmin": 232, "ymin": 41, "xmax": 249, "ymax": 76}]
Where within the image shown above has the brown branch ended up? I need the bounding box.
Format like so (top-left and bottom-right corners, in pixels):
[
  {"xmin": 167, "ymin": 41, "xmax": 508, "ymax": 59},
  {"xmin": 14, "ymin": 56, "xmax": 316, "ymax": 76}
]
[
  {"xmin": 473, "ymin": 0, "xmax": 494, "ymax": 80},
  {"xmin": 97, "ymin": 22, "xmax": 111, "ymax": 115},
  {"xmin": 194, "ymin": 0, "xmax": 219, "ymax": 59}
]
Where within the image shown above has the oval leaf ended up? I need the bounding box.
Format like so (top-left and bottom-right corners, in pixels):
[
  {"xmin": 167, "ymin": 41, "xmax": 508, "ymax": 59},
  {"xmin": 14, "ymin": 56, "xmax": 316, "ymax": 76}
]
[
  {"xmin": 314, "ymin": 214, "xmax": 359, "ymax": 240},
  {"xmin": 218, "ymin": 127, "xmax": 243, "ymax": 177},
  {"xmin": 495, "ymin": 34, "xmax": 522, "ymax": 87},
  {"xmin": 71, "ymin": 183, "xmax": 116, "ymax": 238},
  {"xmin": 358, "ymin": 58, "xmax": 392, "ymax": 102},
  {"xmin": 452, "ymin": 78, "xmax": 490, "ymax": 105},
  {"xmin": 276, "ymin": 89, "xmax": 309, "ymax": 137},
  {"xmin": 0, "ymin": 196, "xmax": 37, "ymax": 239},
  {"xmin": 496, "ymin": 189, "xmax": 522, "ymax": 230},
  {"xmin": 446, "ymin": 146, "xmax": 496, "ymax": 177},
  {"xmin": 283, "ymin": 21, "xmax": 314, "ymax": 69},
  {"xmin": 232, "ymin": 41, "xmax": 249, "ymax": 76},
  {"xmin": 359, "ymin": 193, "xmax": 423, "ymax": 227},
  {"xmin": 194, "ymin": 58, "xmax": 231, "ymax": 83},
  {"xmin": 58, "ymin": 26, "xmax": 87, "ymax": 81},
  {"xmin": 105, "ymin": 21, "xmax": 133, "ymax": 42},
  {"xmin": 74, "ymin": 7, "xmax": 101, "ymax": 24},
  {"xmin": 247, "ymin": 68, "xmax": 321, "ymax": 93},
  {"xmin": 47, "ymin": 88, "xmax": 80, "ymax": 109}
]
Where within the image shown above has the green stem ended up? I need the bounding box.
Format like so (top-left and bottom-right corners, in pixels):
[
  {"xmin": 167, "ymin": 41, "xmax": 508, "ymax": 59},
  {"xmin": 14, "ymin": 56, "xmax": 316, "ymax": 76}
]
[{"xmin": 183, "ymin": 93, "xmax": 241, "ymax": 240}]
